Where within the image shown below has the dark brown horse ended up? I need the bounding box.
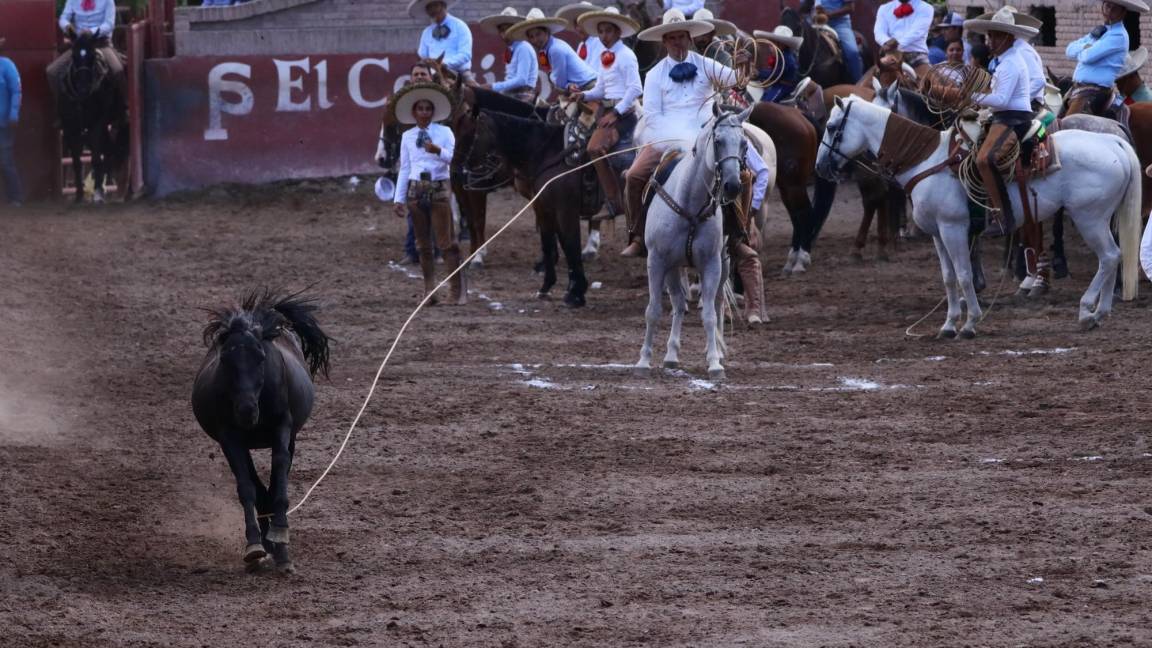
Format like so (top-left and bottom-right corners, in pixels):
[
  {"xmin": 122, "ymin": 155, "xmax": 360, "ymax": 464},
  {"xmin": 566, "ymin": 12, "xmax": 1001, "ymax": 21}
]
[{"xmin": 779, "ymin": 6, "xmax": 854, "ymax": 90}]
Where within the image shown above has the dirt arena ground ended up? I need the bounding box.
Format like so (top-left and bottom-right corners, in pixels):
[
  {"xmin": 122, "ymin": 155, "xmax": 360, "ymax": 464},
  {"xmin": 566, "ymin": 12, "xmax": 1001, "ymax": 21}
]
[{"xmin": 2, "ymin": 180, "xmax": 1151, "ymax": 647}]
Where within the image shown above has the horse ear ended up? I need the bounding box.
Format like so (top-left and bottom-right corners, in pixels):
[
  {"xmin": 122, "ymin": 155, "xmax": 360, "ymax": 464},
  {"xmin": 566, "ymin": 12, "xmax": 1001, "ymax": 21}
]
[
  {"xmin": 834, "ymin": 95, "xmax": 845, "ymax": 111},
  {"xmin": 871, "ymin": 76, "xmax": 882, "ymax": 95},
  {"xmin": 737, "ymin": 104, "xmax": 754, "ymax": 123}
]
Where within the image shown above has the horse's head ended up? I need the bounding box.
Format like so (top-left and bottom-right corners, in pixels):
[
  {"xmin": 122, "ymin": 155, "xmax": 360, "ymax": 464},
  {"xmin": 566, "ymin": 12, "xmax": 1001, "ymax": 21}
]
[
  {"xmin": 701, "ymin": 106, "xmax": 751, "ymax": 203},
  {"xmin": 459, "ymin": 110, "xmax": 503, "ymax": 186},
  {"xmin": 70, "ymin": 31, "xmax": 102, "ymax": 97},
  {"xmin": 204, "ymin": 311, "xmax": 281, "ymax": 429},
  {"xmin": 816, "ymin": 95, "xmax": 872, "ymax": 181},
  {"xmin": 871, "ymin": 77, "xmax": 900, "ymax": 111}
]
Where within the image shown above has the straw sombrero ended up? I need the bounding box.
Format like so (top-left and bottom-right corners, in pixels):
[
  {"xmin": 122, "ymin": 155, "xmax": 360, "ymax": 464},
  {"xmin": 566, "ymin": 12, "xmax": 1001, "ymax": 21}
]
[
  {"xmin": 753, "ymin": 26, "xmax": 803, "ymax": 50},
  {"xmin": 577, "ymin": 7, "xmax": 641, "ymax": 39},
  {"xmin": 505, "ymin": 8, "xmax": 568, "ymax": 41},
  {"xmin": 406, "ymin": 0, "xmax": 456, "ymax": 19},
  {"xmin": 392, "ymin": 83, "xmax": 454, "ymax": 125},
  {"xmin": 556, "ymin": 1, "xmax": 599, "ymax": 28},
  {"xmin": 693, "ymin": 8, "xmax": 739, "ymax": 38},
  {"xmin": 963, "ymin": 7, "xmax": 1040, "ymax": 38},
  {"xmin": 479, "ymin": 7, "xmax": 524, "ymax": 36},
  {"xmin": 1107, "ymin": 0, "xmax": 1150, "ymax": 14},
  {"xmin": 637, "ymin": 9, "xmax": 713, "ymax": 42},
  {"xmin": 1120, "ymin": 46, "xmax": 1149, "ymax": 77}
]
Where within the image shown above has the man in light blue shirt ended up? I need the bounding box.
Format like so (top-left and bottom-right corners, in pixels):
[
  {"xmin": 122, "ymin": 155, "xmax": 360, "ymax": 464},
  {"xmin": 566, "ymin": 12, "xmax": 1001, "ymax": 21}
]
[
  {"xmin": 814, "ymin": 0, "xmax": 863, "ymax": 82},
  {"xmin": 46, "ymin": 0, "xmax": 125, "ymax": 98},
  {"xmin": 478, "ymin": 8, "xmax": 539, "ymax": 103},
  {"xmin": 1063, "ymin": 0, "xmax": 1149, "ymax": 116},
  {"xmin": 0, "ymin": 37, "xmax": 23, "ymax": 206},
  {"xmin": 412, "ymin": 0, "xmax": 474, "ymax": 81},
  {"xmin": 507, "ymin": 9, "xmax": 597, "ymax": 100},
  {"xmin": 663, "ymin": 0, "xmax": 704, "ymax": 18}
]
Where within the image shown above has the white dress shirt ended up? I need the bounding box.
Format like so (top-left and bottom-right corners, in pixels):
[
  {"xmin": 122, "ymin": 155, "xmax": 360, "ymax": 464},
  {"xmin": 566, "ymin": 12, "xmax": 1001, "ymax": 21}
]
[
  {"xmin": 973, "ymin": 45, "xmax": 1031, "ymax": 113},
  {"xmin": 746, "ymin": 146, "xmax": 771, "ymax": 211},
  {"xmin": 393, "ymin": 123, "xmax": 455, "ymax": 204},
  {"xmin": 663, "ymin": 0, "xmax": 704, "ymax": 17},
  {"xmin": 1010, "ymin": 39, "xmax": 1045, "ymax": 104},
  {"xmin": 58, "ymin": 0, "xmax": 116, "ymax": 36},
  {"xmin": 417, "ymin": 14, "xmax": 473, "ymax": 74},
  {"xmin": 644, "ymin": 51, "xmax": 738, "ymax": 151},
  {"xmin": 583, "ymin": 41, "xmax": 642, "ymax": 115},
  {"xmin": 873, "ymin": 0, "xmax": 934, "ymax": 55}
]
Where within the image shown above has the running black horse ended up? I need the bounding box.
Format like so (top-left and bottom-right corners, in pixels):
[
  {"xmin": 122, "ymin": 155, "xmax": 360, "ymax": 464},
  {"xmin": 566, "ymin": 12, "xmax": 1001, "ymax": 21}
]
[
  {"xmin": 57, "ymin": 30, "xmax": 128, "ymax": 203},
  {"xmin": 192, "ymin": 291, "xmax": 331, "ymax": 573}
]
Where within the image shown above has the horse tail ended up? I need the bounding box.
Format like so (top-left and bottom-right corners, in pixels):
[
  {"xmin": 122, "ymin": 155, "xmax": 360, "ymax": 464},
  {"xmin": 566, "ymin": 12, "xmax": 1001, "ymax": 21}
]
[
  {"xmin": 1116, "ymin": 137, "xmax": 1142, "ymax": 301},
  {"xmin": 272, "ymin": 293, "xmax": 332, "ymax": 379}
]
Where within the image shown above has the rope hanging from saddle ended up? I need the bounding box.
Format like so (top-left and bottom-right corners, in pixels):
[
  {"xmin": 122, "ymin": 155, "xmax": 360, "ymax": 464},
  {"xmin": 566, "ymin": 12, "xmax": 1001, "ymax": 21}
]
[{"xmin": 956, "ymin": 129, "xmax": 1020, "ymax": 210}]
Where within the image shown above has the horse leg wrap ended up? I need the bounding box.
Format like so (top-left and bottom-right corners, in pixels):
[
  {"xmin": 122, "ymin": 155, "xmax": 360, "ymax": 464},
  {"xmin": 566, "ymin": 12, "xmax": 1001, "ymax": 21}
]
[{"xmin": 265, "ymin": 526, "xmax": 290, "ymax": 545}]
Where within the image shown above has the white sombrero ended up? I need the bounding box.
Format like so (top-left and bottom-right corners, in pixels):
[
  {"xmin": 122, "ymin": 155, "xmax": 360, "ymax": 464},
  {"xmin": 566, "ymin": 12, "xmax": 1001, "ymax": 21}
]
[
  {"xmin": 479, "ymin": 7, "xmax": 524, "ymax": 36},
  {"xmin": 638, "ymin": 9, "xmax": 713, "ymax": 42},
  {"xmin": 392, "ymin": 83, "xmax": 454, "ymax": 125},
  {"xmin": 753, "ymin": 26, "xmax": 803, "ymax": 50},
  {"xmin": 1120, "ymin": 46, "xmax": 1149, "ymax": 77},
  {"xmin": 936, "ymin": 12, "xmax": 965, "ymax": 28},
  {"xmin": 1105, "ymin": 0, "xmax": 1150, "ymax": 14},
  {"xmin": 406, "ymin": 0, "xmax": 456, "ymax": 19},
  {"xmin": 556, "ymin": 1, "xmax": 599, "ymax": 28},
  {"xmin": 374, "ymin": 176, "xmax": 396, "ymax": 203},
  {"xmin": 505, "ymin": 8, "xmax": 569, "ymax": 41},
  {"xmin": 964, "ymin": 7, "xmax": 1040, "ymax": 38},
  {"xmin": 693, "ymin": 8, "xmax": 739, "ymax": 38},
  {"xmin": 577, "ymin": 7, "xmax": 641, "ymax": 39}
]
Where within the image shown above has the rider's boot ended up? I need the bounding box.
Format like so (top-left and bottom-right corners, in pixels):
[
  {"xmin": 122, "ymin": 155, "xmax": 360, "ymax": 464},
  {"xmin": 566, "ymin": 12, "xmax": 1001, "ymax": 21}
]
[
  {"xmin": 736, "ymin": 246, "xmax": 766, "ymax": 325},
  {"xmin": 620, "ymin": 178, "xmax": 647, "ymax": 258}
]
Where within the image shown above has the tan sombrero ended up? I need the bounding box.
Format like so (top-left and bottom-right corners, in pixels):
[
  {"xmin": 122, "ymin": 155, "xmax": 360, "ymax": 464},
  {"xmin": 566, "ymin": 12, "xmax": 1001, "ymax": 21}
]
[
  {"xmin": 479, "ymin": 7, "xmax": 524, "ymax": 36},
  {"xmin": 577, "ymin": 7, "xmax": 641, "ymax": 39},
  {"xmin": 392, "ymin": 83, "xmax": 454, "ymax": 125},
  {"xmin": 693, "ymin": 8, "xmax": 739, "ymax": 38},
  {"xmin": 638, "ymin": 9, "xmax": 713, "ymax": 42},
  {"xmin": 753, "ymin": 26, "xmax": 803, "ymax": 50},
  {"xmin": 964, "ymin": 7, "xmax": 1040, "ymax": 38},
  {"xmin": 1106, "ymin": 0, "xmax": 1150, "ymax": 14},
  {"xmin": 1120, "ymin": 46, "xmax": 1149, "ymax": 77},
  {"xmin": 556, "ymin": 1, "xmax": 599, "ymax": 28},
  {"xmin": 506, "ymin": 8, "xmax": 569, "ymax": 41},
  {"xmin": 406, "ymin": 0, "xmax": 456, "ymax": 19}
]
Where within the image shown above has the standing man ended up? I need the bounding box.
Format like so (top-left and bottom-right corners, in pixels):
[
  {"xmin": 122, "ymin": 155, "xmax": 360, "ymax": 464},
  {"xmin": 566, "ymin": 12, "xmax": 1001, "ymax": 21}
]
[
  {"xmin": 412, "ymin": 0, "xmax": 474, "ymax": 82},
  {"xmin": 556, "ymin": 2, "xmax": 603, "ymax": 63},
  {"xmin": 814, "ymin": 0, "xmax": 864, "ymax": 82},
  {"xmin": 1063, "ymin": 0, "xmax": 1149, "ymax": 116},
  {"xmin": 873, "ymin": 0, "xmax": 935, "ymax": 78},
  {"xmin": 1118, "ymin": 47, "xmax": 1152, "ymax": 103},
  {"xmin": 506, "ymin": 8, "xmax": 598, "ymax": 102},
  {"xmin": 571, "ymin": 7, "xmax": 643, "ymax": 233},
  {"xmin": 620, "ymin": 9, "xmax": 740, "ymax": 257},
  {"xmin": 478, "ymin": 7, "xmax": 539, "ymax": 103},
  {"xmin": 0, "ymin": 37, "xmax": 22, "ymax": 207}
]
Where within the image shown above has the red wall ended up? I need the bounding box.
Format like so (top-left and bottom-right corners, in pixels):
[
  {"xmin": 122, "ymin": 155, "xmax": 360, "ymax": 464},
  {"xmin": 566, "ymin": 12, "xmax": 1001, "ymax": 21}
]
[{"xmin": 1, "ymin": 0, "xmax": 59, "ymax": 201}]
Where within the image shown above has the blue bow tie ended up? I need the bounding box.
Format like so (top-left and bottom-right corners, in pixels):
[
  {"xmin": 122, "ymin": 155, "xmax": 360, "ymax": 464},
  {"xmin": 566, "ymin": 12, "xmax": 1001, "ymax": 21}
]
[
  {"xmin": 432, "ymin": 23, "xmax": 451, "ymax": 40},
  {"xmin": 669, "ymin": 62, "xmax": 698, "ymax": 83}
]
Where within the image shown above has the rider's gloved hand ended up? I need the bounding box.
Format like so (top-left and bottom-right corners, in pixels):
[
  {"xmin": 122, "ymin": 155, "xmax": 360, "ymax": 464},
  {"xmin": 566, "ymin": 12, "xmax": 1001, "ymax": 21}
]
[{"xmin": 1090, "ymin": 24, "xmax": 1107, "ymax": 39}]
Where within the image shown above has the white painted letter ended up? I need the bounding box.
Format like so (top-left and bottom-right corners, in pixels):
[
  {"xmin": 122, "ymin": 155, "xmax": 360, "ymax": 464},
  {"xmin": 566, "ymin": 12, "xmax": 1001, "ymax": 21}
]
[
  {"xmin": 204, "ymin": 62, "xmax": 254, "ymax": 141},
  {"xmin": 349, "ymin": 58, "xmax": 391, "ymax": 108},
  {"xmin": 275, "ymin": 57, "xmax": 313, "ymax": 112},
  {"xmin": 314, "ymin": 60, "xmax": 334, "ymax": 110}
]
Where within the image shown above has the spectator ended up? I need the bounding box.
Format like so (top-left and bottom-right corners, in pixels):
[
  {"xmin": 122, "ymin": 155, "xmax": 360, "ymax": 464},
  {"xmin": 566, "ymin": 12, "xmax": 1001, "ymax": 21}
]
[
  {"xmin": 663, "ymin": 0, "xmax": 704, "ymax": 19},
  {"xmin": 945, "ymin": 39, "xmax": 965, "ymax": 65},
  {"xmin": 0, "ymin": 37, "xmax": 22, "ymax": 207}
]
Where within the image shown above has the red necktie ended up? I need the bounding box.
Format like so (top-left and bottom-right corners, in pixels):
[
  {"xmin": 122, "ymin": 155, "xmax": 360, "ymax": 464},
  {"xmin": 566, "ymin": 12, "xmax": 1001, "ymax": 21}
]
[
  {"xmin": 504, "ymin": 47, "xmax": 513, "ymax": 65},
  {"xmin": 81, "ymin": 0, "xmax": 95, "ymax": 10},
  {"xmin": 578, "ymin": 42, "xmax": 588, "ymax": 61}
]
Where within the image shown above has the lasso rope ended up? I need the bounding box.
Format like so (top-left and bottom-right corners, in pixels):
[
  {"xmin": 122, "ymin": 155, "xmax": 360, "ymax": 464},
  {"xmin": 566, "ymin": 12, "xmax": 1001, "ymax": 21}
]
[{"xmin": 278, "ymin": 137, "xmax": 681, "ymax": 518}]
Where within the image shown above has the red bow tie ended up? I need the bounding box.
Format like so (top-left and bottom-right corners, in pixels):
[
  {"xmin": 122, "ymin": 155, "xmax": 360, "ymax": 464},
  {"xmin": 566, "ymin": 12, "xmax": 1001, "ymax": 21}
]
[
  {"xmin": 578, "ymin": 42, "xmax": 588, "ymax": 60},
  {"xmin": 601, "ymin": 50, "xmax": 616, "ymax": 68},
  {"xmin": 503, "ymin": 47, "xmax": 513, "ymax": 65},
  {"xmin": 537, "ymin": 50, "xmax": 551, "ymax": 73},
  {"xmin": 894, "ymin": 3, "xmax": 914, "ymax": 18},
  {"xmin": 81, "ymin": 0, "xmax": 95, "ymax": 10}
]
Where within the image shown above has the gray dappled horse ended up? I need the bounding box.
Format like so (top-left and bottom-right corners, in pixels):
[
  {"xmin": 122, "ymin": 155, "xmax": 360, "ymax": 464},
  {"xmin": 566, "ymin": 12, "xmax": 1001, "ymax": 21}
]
[{"xmin": 637, "ymin": 108, "xmax": 751, "ymax": 380}]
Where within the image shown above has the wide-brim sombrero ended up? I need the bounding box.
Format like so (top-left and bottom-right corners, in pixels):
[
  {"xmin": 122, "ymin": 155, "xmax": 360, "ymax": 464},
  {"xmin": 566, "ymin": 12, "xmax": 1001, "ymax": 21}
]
[
  {"xmin": 753, "ymin": 26, "xmax": 803, "ymax": 50},
  {"xmin": 479, "ymin": 7, "xmax": 524, "ymax": 36},
  {"xmin": 506, "ymin": 8, "xmax": 569, "ymax": 41},
  {"xmin": 407, "ymin": 0, "xmax": 456, "ymax": 19},
  {"xmin": 577, "ymin": 8, "xmax": 641, "ymax": 39},
  {"xmin": 964, "ymin": 7, "xmax": 1039, "ymax": 38},
  {"xmin": 1120, "ymin": 46, "xmax": 1149, "ymax": 77},
  {"xmin": 1107, "ymin": 0, "xmax": 1150, "ymax": 14},
  {"xmin": 556, "ymin": 1, "xmax": 599, "ymax": 28},
  {"xmin": 392, "ymin": 83, "xmax": 454, "ymax": 125},
  {"xmin": 693, "ymin": 8, "xmax": 739, "ymax": 38},
  {"xmin": 637, "ymin": 9, "xmax": 713, "ymax": 42}
]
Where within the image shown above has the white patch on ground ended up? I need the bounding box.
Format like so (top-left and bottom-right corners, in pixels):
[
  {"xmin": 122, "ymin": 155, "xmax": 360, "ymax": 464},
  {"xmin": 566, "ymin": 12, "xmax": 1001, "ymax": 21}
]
[
  {"xmin": 1073, "ymin": 455, "xmax": 1104, "ymax": 462},
  {"xmin": 555, "ymin": 363, "xmax": 635, "ymax": 370},
  {"xmin": 980, "ymin": 458, "xmax": 1005, "ymax": 464},
  {"xmin": 875, "ymin": 356, "xmax": 947, "ymax": 364},
  {"xmin": 762, "ymin": 362, "xmax": 835, "ymax": 369},
  {"xmin": 981, "ymin": 347, "xmax": 1077, "ymax": 357},
  {"xmin": 386, "ymin": 261, "xmax": 422, "ymax": 280},
  {"xmin": 1027, "ymin": 577, "xmax": 1045, "ymax": 584},
  {"xmin": 591, "ymin": 281, "xmax": 603, "ymax": 290},
  {"xmin": 523, "ymin": 378, "xmax": 563, "ymax": 390},
  {"xmin": 689, "ymin": 379, "xmax": 716, "ymax": 391}
]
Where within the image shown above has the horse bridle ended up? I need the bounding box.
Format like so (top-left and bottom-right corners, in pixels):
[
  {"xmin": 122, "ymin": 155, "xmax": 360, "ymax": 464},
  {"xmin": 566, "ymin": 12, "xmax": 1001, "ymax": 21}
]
[{"xmin": 693, "ymin": 114, "xmax": 747, "ymax": 209}]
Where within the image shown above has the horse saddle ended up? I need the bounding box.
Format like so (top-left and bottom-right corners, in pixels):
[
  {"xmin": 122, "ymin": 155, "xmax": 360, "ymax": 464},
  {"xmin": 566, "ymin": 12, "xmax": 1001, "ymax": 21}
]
[
  {"xmin": 641, "ymin": 150, "xmax": 684, "ymax": 215},
  {"xmin": 957, "ymin": 117, "xmax": 1061, "ymax": 178},
  {"xmin": 781, "ymin": 78, "xmax": 828, "ymax": 130},
  {"xmin": 816, "ymin": 27, "xmax": 843, "ymax": 60},
  {"xmin": 552, "ymin": 99, "xmax": 597, "ymax": 168}
]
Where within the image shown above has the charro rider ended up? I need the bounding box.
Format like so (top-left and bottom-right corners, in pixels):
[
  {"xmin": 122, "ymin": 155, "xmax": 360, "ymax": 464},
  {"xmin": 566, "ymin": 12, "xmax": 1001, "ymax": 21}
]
[
  {"xmin": 392, "ymin": 83, "xmax": 467, "ymax": 306},
  {"xmin": 477, "ymin": 8, "xmax": 540, "ymax": 103},
  {"xmin": 938, "ymin": 8, "xmax": 1038, "ymax": 236},
  {"xmin": 569, "ymin": 7, "xmax": 643, "ymax": 231},
  {"xmin": 413, "ymin": 0, "xmax": 474, "ymax": 83},
  {"xmin": 1117, "ymin": 46, "xmax": 1152, "ymax": 104},
  {"xmin": 556, "ymin": 2, "xmax": 603, "ymax": 63},
  {"xmin": 1062, "ymin": 0, "xmax": 1149, "ymax": 117},
  {"xmin": 506, "ymin": 8, "xmax": 599, "ymax": 104},
  {"xmin": 619, "ymin": 9, "xmax": 742, "ymax": 258},
  {"xmin": 873, "ymin": 0, "xmax": 934, "ymax": 79},
  {"xmin": 752, "ymin": 26, "xmax": 803, "ymax": 104},
  {"xmin": 47, "ymin": 0, "xmax": 126, "ymax": 101}
]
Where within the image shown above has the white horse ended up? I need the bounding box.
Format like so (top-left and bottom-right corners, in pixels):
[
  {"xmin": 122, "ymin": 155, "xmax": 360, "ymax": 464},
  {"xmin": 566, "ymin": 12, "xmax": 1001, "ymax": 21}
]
[
  {"xmin": 816, "ymin": 96, "xmax": 1141, "ymax": 337},
  {"xmin": 637, "ymin": 107, "xmax": 752, "ymax": 379}
]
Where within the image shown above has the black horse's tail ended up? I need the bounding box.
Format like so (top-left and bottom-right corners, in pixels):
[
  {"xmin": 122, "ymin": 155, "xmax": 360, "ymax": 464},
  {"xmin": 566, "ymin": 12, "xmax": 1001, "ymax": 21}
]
[{"xmin": 270, "ymin": 293, "xmax": 332, "ymax": 380}]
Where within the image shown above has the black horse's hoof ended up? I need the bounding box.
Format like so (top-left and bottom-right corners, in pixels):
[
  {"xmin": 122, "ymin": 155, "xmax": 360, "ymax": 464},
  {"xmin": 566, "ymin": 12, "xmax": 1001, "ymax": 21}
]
[
  {"xmin": 563, "ymin": 293, "xmax": 586, "ymax": 308},
  {"xmin": 1052, "ymin": 255, "xmax": 1069, "ymax": 280},
  {"xmin": 243, "ymin": 544, "xmax": 267, "ymax": 563}
]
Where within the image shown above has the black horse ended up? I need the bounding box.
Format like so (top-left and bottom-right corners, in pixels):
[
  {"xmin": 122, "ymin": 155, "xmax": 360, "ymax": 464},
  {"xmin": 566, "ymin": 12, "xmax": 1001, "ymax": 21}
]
[
  {"xmin": 780, "ymin": 6, "xmax": 854, "ymax": 89},
  {"xmin": 459, "ymin": 109, "xmax": 595, "ymax": 307},
  {"xmin": 192, "ymin": 291, "xmax": 331, "ymax": 573},
  {"xmin": 57, "ymin": 30, "xmax": 128, "ymax": 203}
]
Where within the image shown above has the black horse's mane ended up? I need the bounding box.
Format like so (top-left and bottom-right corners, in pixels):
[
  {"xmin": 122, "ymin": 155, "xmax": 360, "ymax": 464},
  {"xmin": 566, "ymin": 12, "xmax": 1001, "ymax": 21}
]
[
  {"xmin": 470, "ymin": 86, "xmax": 550, "ymax": 120},
  {"xmin": 481, "ymin": 110, "xmax": 564, "ymax": 164},
  {"xmin": 203, "ymin": 289, "xmax": 331, "ymax": 378}
]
